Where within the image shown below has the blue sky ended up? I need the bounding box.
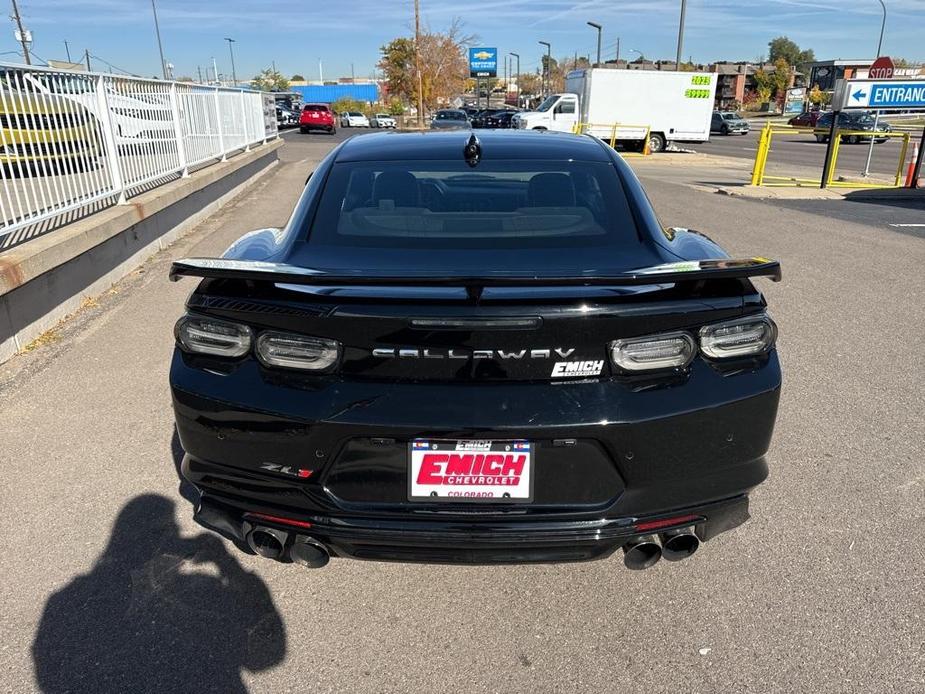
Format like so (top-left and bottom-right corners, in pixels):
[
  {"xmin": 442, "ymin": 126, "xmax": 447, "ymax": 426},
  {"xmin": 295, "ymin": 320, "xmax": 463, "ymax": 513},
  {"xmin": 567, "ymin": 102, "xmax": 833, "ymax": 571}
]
[{"xmin": 4, "ymin": 0, "xmax": 923, "ymax": 80}]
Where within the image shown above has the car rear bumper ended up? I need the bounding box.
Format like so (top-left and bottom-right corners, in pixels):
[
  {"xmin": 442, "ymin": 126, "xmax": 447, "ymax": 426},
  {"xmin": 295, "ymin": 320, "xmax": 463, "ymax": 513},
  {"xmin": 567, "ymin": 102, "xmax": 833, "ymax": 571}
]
[
  {"xmin": 171, "ymin": 349, "xmax": 780, "ymax": 563},
  {"xmin": 192, "ymin": 486, "xmax": 751, "ymax": 564},
  {"xmin": 300, "ymin": 122, "xmax": 334, "ymax": 131}
]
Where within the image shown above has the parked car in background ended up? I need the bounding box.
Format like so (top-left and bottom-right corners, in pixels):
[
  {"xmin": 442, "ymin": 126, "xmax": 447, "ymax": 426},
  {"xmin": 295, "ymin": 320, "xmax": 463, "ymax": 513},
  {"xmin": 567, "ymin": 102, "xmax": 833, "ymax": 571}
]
[
  {"xmin": 276, "ymin": 106, "xmax": 298, "ymax": 128},
  {"xmin": 471, "ymin": 108, "xmax": 518, "ymax": 129},
  {"xmin": 483, "ymin": 110, "xmax": 519, "ymax": 129},
  {"xmin": 710, "ymin": 111, "xmax": 749, "ymax": 135},
  {"xmin": 1, "ymin": 68, "xmax": 174, "ymax": 147},
  {"xmin": 299, "ymin": 104, "xmax": 336, "ymax": 135},
  {"xmin": 430, "ymin": 109, "xmax": 470, "ymax": 130},
  {"xmin": 814, "ymin": 111, "xmax": 892, "ymax": 144},
  {"xmin": 0, "ymin": 84, "xmax": 97, "ymax": 170},
  {"xmin": 788, "ymin": 110, "xmax": 823, "ymax": 128},
  {"xmin": 463, "ymin": 107, "xmax": 480, "ymax": 119},
  {"xmin": 370, "ymin": 113, "xmax": 397, "ymax": 128},
  {"xmin": 340, "ymin": 112, "xmax": 370, "ymax": 128}
]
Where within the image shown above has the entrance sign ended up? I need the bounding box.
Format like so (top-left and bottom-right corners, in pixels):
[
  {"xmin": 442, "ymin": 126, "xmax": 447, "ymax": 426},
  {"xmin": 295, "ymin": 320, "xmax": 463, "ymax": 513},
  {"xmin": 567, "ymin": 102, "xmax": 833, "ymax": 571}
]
[
  {"xmin": 835, "ymin": 79, "xmax": 925, "ymax": 111},
  {"xmin": 469, "ymin": 47, "xmax": 498, "ymax": 78}
]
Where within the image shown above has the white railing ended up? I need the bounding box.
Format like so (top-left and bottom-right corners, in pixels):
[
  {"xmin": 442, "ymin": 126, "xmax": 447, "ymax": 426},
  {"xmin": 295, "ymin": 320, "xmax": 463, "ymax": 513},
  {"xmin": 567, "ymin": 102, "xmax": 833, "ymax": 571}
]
[{"xmin": 0, "ymin": 63, "xmax": 277, "ymax": 249}]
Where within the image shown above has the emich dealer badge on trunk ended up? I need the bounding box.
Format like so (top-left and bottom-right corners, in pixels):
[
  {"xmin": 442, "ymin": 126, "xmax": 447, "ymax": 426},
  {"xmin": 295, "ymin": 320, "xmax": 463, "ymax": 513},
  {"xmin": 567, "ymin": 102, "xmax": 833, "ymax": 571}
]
[{"xmin": 409, "ymin": 440, "xmax": 533, "ymax": 502}]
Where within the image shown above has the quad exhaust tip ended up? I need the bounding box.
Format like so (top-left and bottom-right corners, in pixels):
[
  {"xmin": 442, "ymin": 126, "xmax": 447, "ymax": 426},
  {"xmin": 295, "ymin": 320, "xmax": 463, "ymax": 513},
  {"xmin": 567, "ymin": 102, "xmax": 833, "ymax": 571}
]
[
  {"xmin": 289, "ymin": 536, "xmax": 331, "ymax": 569},
  {"xmin": 246, "ymin": 526, "xmax": 289, "ymax": 560},
  {"xmin": 660, "ymin": 527, "xmax": 700, "ymax": 562},
  {"xmin": 622, "ymin": 534, "xmax": 662, "ymax": 570}
]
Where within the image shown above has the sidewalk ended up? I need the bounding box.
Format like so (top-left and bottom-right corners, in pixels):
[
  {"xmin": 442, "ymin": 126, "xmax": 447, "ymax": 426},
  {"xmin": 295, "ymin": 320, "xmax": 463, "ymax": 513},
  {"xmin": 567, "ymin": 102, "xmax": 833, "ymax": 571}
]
[{"xmin": 627, "ymin": 151, "xmax": 923, "ymax": 200}]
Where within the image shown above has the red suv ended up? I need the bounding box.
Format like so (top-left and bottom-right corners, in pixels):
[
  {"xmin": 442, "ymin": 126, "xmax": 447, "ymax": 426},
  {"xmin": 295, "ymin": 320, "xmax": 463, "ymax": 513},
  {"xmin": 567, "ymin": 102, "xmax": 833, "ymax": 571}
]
[{"xmin": 299, "ymin": 104, "xmax": 336, "ymax": 135}]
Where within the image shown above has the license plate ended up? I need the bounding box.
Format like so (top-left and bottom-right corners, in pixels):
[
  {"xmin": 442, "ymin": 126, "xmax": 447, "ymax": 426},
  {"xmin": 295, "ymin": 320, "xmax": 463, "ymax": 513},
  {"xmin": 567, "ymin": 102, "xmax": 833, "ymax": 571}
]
[{"xmin": 409, "ymin": 440, "xmax": 533, "ymax": 502}]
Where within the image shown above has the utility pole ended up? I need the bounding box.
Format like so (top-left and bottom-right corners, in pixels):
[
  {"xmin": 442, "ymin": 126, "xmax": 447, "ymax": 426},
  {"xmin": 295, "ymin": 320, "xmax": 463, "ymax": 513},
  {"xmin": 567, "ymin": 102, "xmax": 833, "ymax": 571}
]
[
  {"xmin": 197, "ymin": 65, "xmax": 203, "ymax": 84},
  {"xmin": 151, "ymin": 0, "xmax": 167, "ymax": 79},
  {"xmin": 414, "ymin": 0, "xmax": 424, "ymax": 128},
  {"xmin": 212, "ymin": 56, "xmax": 219, "ymax": 85},
  {"xmin": 318, "ymin": 58, "xmax": 323, "ymax": 83},
  {"xmin": 84, "ymin": 49, "xmax": 91, "ymax": 71},
  {"xmin": 11, "ymin": 0, "xmax": 31, "ymax": 65},
  {"xmin": 675, "ymin": 0, "xmax": 687, "ymax": 71},
  {"xmin": 351, "ymin": 62, "xmax": 355, "ymax": 82},
  {"xmin": 64, "ymin": 40, "xmax": 71, "ymax": 63},
  {"xmin": 616, "ymin": 37, "xmax": 621, "ymax": 65},
  {"xmin": 224, "ymin": 38, "xmax": 237, "ymax": 86}
]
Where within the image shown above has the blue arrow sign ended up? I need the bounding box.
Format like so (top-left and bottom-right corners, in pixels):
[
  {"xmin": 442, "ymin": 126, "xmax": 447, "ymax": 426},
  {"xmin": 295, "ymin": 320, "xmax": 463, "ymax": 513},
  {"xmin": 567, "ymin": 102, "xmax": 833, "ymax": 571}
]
[
  {"xmin": 852, "ymin": 89, "xmax": 867, "ymax": 101},
  {"xmin": 870, "ymin": 82, "xmax": 925, "ymax": 109}
]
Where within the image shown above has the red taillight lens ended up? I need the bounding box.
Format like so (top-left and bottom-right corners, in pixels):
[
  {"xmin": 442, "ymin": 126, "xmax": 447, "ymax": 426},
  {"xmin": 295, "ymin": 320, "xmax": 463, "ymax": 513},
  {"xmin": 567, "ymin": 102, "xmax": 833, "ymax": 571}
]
[
  {"xmin": 634, "ymin": 514, "xmax": 701, "ymax": 532},
  {"xmin": 244, "ymin": 512, "xmax": 312, "ymax": 529}
]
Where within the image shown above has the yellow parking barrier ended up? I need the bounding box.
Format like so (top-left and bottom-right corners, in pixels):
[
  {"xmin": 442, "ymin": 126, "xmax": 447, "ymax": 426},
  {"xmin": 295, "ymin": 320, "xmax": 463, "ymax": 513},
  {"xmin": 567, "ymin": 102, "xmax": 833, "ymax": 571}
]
[
  {"xmin": 573, "ymin": 122, "xmax": 652, "ymax": 157},
  {"xmin": 750, "ymin": 124, "xmax": 912, "ymax": 188}
]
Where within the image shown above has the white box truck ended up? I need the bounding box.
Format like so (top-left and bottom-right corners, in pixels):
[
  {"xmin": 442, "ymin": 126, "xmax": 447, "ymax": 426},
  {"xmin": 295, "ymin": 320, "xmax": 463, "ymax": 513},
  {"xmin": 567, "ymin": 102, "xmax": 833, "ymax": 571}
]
[{"xmin": 512, "ymin": 68, "xmax": 718, "ymax": 152}]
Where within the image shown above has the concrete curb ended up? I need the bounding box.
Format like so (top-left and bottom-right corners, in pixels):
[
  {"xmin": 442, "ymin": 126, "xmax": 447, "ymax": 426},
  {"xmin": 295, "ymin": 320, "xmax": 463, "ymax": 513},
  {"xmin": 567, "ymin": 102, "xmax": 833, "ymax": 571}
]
[{"xmin": 0, "ymin": 140, "xmax": 283, "ymax": 364}]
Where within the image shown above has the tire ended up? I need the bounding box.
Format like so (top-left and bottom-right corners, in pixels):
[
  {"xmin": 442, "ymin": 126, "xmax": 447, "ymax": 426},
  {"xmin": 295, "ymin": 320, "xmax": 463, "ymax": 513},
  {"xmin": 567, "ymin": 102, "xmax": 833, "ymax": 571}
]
[
  {"xmin": 815, "ymin": 134, "xmax": 827, "ymax": 143},
  {"xmin": 647, "ymin": 132, "xmax": 666, "ymax": 153},
  {"xmin": 848, "ymin": 135, "xmax": 860, "ymax": 144},
  {"xmin": 299, "ymin": 127, "xmax": 307, "ymax": 134},
  {"xmin": 531, "ymin": 126, "xmax": 547, "ymax": 131},
  {"xmin": 330, "ymin": 127, "xmax": 336, "ymax": 135},
  {"xmin": 721, "ymin": 125, "xmax": 729, "ymax": 136}
]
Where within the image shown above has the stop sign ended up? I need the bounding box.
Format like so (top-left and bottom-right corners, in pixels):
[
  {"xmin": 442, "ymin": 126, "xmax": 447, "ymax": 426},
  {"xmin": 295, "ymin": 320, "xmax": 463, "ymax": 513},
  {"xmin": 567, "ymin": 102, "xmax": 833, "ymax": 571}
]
[{"xmin": 869, "ymin": 56, "xmax": 894, "ymax": 79}]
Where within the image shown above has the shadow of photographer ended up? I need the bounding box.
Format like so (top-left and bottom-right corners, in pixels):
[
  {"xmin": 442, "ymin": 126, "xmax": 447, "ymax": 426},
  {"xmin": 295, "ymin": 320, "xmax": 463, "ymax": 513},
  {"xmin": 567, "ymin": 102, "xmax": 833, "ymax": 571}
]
[{"xmin": 32, "ymin": 494, "xmax": 286, "ymax": 693}]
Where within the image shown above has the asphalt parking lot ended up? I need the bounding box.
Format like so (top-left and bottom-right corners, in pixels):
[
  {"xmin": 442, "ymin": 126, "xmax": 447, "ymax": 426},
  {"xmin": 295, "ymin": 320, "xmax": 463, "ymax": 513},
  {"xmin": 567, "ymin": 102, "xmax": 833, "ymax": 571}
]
[{"xmin": 1, "ymin": 131, "xmax": 923, "ymax": 693}]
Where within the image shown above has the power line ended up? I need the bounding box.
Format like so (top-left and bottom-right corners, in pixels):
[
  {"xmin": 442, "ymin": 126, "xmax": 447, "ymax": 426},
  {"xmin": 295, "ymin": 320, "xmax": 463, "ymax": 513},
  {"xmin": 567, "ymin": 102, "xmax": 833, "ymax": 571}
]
[{"xmin": 88, "ymin": 54, "xmax": 142, "ymax": 77}]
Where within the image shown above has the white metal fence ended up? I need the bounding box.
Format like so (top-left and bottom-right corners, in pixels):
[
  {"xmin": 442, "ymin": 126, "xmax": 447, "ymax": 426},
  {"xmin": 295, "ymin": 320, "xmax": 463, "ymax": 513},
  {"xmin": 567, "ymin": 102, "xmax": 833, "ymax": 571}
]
[{"xmin": 0, "ymin": 63, "xmax": 277, "ymax": 249}]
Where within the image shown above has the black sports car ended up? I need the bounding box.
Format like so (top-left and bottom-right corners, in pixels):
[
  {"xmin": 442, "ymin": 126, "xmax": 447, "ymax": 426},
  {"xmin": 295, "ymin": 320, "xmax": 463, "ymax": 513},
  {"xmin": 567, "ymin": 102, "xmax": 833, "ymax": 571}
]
[{"xmin": 170, "ymin": 130, "xmax": 782, "ymax": 570}]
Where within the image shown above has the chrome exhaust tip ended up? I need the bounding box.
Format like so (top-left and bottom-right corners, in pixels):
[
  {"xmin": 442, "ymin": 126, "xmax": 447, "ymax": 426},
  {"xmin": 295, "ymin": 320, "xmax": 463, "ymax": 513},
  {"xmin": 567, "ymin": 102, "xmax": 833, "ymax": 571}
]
[
  {"xmin": 289, "ymin": 536, "xmax": 330, "ymax": 569},
  {"xmin": 246, "ymin": 526, "xmax": 288, "ymax": 560},
  {"xmin": 622, "ymin": 534, "xmax": 662, "ymax": 570},
  {"xmin": 660, "ymin": 527, "xmax": 700, "ymax": 562}
]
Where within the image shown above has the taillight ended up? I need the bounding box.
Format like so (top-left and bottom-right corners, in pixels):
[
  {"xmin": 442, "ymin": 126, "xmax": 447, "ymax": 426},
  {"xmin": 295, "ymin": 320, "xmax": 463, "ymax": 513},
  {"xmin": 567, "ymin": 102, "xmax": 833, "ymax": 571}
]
[
  {"xmin": 609, "ymin": 332, "xmax": 695, "ymax": 372},
  {"xmin": 699, "ymin": 314, "xmax": 776, "ymax": 359},
  {"xmin": 256, "ymin": 331, "xmax": 341, "ymax": 371},
  {"xmin": 175, "ymin": 315, "xmax": 252, "ymax": 357}
]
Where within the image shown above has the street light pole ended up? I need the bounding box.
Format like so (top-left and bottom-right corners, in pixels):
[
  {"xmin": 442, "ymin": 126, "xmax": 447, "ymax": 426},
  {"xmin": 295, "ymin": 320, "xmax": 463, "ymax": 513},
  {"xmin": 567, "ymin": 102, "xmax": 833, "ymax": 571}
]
[
  {"xmin": 224, "ymin": 38, "xmax": 237, "ymax": 86},
  {"xmin": 150, "ymin": 0, "xmax": 167, "ymax": 79},
  {"xmin": 587, "ymin": 22, "xmax": 602, "ymax": 67},
  {"xmin": 509, "ymin": 52, "xmax": 520, "ymax": 105},
  {"xmin": 675, "ymin": 0, "xmax": 687, "ymax": 70},
  {"xmin": 862, "ymin": 0, "xmax": 887, "ymax": 178},
  {"xmin": 539, "ymin": 41, "xmax": 551, "ymax": 96},
  {"xmin": 615, "ymin": 37, "xmax": 620, "ymax": 65},
  {"xmin": 414, "ymin": 0, "xmax": 424, "ymax": 128}
]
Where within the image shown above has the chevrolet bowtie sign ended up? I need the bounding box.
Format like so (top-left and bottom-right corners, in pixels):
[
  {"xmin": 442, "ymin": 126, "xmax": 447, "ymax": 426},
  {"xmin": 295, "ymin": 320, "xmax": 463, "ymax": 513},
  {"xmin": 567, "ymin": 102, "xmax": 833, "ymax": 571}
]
[{"xmin": 469, "ymin": 47, "xmax": 498, "ymax": 78}]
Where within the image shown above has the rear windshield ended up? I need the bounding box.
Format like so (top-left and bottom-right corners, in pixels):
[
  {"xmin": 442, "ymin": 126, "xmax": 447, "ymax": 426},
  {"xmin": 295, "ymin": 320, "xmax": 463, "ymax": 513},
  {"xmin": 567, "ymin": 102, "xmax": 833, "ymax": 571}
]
[
  {"xmin": 436, "ymin": 111, "xmax": 466, "ymax": 120},
  {"xmin": 305, "ymin": 160, "xmax": 638, "ymax": 251},
  {"xmin": 303, "ymin": 104, "xmax": 328, "ymax": 112}
]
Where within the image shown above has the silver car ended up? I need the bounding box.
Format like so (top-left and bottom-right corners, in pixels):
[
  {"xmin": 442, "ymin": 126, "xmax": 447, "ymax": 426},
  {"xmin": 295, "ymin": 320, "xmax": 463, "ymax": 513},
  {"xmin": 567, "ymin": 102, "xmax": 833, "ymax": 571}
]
[{"xmin": 430, "ymin": 109, "xmax": 470, "ymax": 130}]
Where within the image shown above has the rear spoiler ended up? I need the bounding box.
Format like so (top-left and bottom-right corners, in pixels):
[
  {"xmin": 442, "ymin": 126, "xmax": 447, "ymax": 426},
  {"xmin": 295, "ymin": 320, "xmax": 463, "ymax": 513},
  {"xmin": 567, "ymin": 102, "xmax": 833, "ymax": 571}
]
[{"xmin": 169, "ymin": 257, "xmax": 781, "ymax": 287}]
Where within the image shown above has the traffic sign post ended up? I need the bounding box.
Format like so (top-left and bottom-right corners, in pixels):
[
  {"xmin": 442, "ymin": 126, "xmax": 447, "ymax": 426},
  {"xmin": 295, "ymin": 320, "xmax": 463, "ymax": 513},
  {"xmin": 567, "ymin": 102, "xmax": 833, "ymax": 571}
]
[{"xmin": 862, "ymin": 57, "xmax": 894, "ymax": 178}]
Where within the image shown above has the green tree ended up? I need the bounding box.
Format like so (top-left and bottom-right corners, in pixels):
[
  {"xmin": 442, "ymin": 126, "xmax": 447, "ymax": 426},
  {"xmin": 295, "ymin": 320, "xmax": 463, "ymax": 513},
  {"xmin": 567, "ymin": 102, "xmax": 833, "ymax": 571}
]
[
  {"xmin": 388, "ymin": 97, "xmax": 405, "ymax": 116},
  {"xmin": 378, "ymin": 20, "xmax": 475, "ymax": 112},
  {"xmin": 251, "ymin": 68, "xmax": 289, "ymax": 91},
  {"xmin": 808, "ymin": 84, "xmax": 831, "ymax": 106},
  {"xmin": 768, "ymin": 36, "xmax": 814, "ymax": 72},
  {"xmin": 770, "ymin": 58, "xmax": 793, "ymax": 98},
  {"xmin": 378, "ymin": 37, "xmax": 417, "ymax": 104},
  {"xmin": 752, "ymin": 68, "xmax": 774, "ymax": 103},
  {"xmin": 291, "ymin": 74, "xmax": 305, "ymax": 81},
  {"xmin": 331, "ymin": 97, "xmax": 367, "ymax": 115}
]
